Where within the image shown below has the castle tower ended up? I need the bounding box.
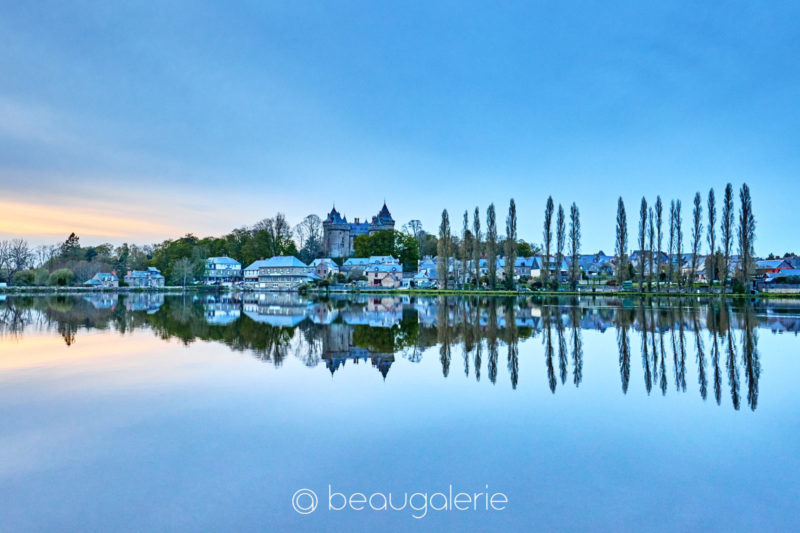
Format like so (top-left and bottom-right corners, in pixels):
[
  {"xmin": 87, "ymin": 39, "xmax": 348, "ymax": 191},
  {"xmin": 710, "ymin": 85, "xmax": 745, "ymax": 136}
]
[
  {"xmin": 322, "ymin": 206, "xmax": 351, "ymax": 258},
  {"xmin": 369, "ymin": 202, "xmax": 395, "ymax": 235}
]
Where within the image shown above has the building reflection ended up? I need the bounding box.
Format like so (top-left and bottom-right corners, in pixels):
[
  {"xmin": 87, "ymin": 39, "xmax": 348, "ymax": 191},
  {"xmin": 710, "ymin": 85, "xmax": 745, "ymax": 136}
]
[{"xmin": 0, "ymin": 293, "xmax": 778, "ymax": 409}]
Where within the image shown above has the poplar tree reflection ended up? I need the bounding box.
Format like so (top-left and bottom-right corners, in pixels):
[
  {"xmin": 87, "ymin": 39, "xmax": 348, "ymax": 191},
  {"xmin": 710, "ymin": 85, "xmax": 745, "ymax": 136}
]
[
  {"xmin": 570, "ymin": 305, "xmax": 583, "ymax": 387},
  {"xmin": 543, "ymin": 305, "xmax": 557, "ymax": 393}
]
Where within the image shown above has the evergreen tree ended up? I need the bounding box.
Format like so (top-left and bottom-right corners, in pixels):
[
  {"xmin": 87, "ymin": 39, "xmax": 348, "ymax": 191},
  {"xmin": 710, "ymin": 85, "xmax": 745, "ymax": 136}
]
[{"xmin": 668, "ymin": 200, "xmax": 676, "ymax": 291}]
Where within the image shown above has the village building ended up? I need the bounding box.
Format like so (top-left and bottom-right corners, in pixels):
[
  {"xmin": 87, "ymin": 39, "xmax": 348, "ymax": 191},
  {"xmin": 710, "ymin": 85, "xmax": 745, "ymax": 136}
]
[
  {"xmin": 83, "ymin": 272, "xmax": 119, "ymax": 288},
  {"xmin": 124, "ymin": 267, "xmax": 165, "ymax": 288},
  {"xmin": 366, "ymin": 263, "xmax": 403, "ymax": 288},
  {"xmin": 257, "ymin": 256, "xmax": 319, "ymax": 291},
  {"xmin": 310, "ymin": 258, "xmax": 340, "ymax": 278},
  {"xmin": 204, "ymin": 256, "xmax": 242, "ymax": 285},
  {"xmin": 243, "ymin": 259, "xmax": 271, "ymax": 287},
  {"xmin": 322, "ymin": 203, "xmax": 395, "ymax": 258}
]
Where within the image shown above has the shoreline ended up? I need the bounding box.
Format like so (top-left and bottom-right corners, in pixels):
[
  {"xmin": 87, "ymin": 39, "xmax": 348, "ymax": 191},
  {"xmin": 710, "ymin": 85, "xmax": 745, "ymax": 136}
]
[{"xmin": 3, "ymin": 285, "xmax": 799, "ymax": 299}]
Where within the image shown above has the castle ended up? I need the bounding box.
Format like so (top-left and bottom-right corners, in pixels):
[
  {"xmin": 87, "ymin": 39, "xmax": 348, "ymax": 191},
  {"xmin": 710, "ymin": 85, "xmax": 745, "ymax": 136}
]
[{"xmin": 323, "ymin": 202, "xmax": 395, "ymax": 257}]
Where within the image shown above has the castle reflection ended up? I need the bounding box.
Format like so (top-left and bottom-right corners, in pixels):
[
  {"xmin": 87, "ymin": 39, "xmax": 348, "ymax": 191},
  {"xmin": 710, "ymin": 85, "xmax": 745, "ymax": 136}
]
[{"xmin": 1, "ymin": 293, "xmax": 784, "ymax": 410}]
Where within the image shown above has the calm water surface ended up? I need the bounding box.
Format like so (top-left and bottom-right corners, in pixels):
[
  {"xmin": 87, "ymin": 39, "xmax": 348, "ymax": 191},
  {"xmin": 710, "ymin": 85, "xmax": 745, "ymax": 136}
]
[{"xmin": 0, "ymin": 293, "xmax": 798, "ymax": 532}]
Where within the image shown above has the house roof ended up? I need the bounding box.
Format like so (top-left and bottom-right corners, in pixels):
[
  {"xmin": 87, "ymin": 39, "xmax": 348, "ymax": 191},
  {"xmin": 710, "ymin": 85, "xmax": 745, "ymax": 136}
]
[
  {"xmin": 343, "ymin": 258, "xmax": 370, "ymax": 266},
  {"xmin": 126, "ymin": 269, "xmax": 164, "ymax": 279},
  {"xmin": 310, "ymin": 258, "xmax": 338, "ymax": 267},
  {"xmin": 206, "ymin": 256, "xmax": 241, "ymax": 266},
  {"xmin": 262, "ymin": 256, "xmax": 308, "ymax": 268},
  {"xmin": 369, "ymin": 255, "xmax": 398, "ymax": 264},
  {"xmin": 244, "ymin": 259, "xmax": 272, "ymax": 271},
  {"xmin": 757, "ymin": 259, "xmax": 789, "ymax": 269},
  {"xmin": 367, "ymin": 264, "xmax": 402, "ymax": 273},
  {"xmin": 765, "ymin": 269, "xmax": 800, "ymax": 280}
]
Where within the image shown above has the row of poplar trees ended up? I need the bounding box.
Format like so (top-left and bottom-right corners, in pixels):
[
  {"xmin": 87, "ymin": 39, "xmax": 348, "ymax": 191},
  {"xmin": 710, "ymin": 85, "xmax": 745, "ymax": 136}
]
[
  {"xmin": 436, "ymin": 197, "xmax": 582, "ymax": 291},
  {"xmin": 615, "ymin": 182, "xmax": 756, "ymax": 292}
]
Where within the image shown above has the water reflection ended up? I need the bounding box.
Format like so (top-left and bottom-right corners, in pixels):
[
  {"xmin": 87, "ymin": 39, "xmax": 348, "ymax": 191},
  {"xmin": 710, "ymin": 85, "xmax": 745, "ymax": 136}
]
[{"xmin": 0, "ymin": 293, "xmax": 783, "ymax": 411}]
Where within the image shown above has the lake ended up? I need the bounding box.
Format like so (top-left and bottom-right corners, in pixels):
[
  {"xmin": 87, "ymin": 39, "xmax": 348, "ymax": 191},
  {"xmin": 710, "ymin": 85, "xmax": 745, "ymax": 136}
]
[{"xmin": 1, "ymin": 293, "xmax": 798, "ymax": 532}]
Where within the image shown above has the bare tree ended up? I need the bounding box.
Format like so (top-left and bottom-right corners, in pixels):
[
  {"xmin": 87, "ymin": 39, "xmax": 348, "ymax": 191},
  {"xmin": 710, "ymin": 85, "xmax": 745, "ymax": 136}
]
[
  {"xmin": 8, "ymin": 239, "xmax": 32, "ymax": 277},
  {"xmin": 555, "ymin": 204, "xmax": 565, "ymax": 289},
  {"xmin": 472, "ymin": 207, "xmax": 482, "ymax": 287},
  {"xmin": 690, "ymin": 192, "xmax": 703, "ymax": 287},
  {"xmin": 615, "ymin": 197, "xmax": 628, "ymax": 284},
  {"xmin": 504, "ymin": 199, "xmax": 517, "ymax": 289},
  {"xmin": 737, "ymin": 183, "xmax": 756, "ymax": 287},
  {"xmin": 294, "ymin": 214, "xmax": 323, "ymax": 261},
  {"xmin": 403, "ymin": 219, "xmax": 424, "ymax": 258},
  {"xmin": 486, "ymin": 204, "xmax": 497, "ymax": 289},
  {"xmin": 720, "ymin": 183, "xmax": 735, "ymax": 293},
  {"xmin": 568, "ymin": 203, "xmax": 581, "ymax": 290},
  {"xmin": 706, "ymin": 188, "xmax": 717, "ymax": 290},
  {"xmin": 542, "ymin": 197, "xmax": 554, "ymax": 287},
  {"xmin": 0, "ymin": 240, "xmax": 10, "ymax": 277},
  {"xmin": 638, "ymin": 197, "xmax": 647, "ymax": 291},
  {"xmin": 437, "ymin": 210, "xmax": 451, "ymax": 289}
]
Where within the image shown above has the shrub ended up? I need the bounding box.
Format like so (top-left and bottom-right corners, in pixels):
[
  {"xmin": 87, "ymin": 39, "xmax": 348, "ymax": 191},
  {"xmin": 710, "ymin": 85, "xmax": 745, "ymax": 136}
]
[
  {"xmin": 11, "ymin": 269, "xmax": 36, "ymax": 286},
  {"xmin": 48, "ymin": 268, "xmax": 75, "ymax": 287},
  {"xmin": 731, "ymin": 278, "xmax": 746, "ymax": 294}
]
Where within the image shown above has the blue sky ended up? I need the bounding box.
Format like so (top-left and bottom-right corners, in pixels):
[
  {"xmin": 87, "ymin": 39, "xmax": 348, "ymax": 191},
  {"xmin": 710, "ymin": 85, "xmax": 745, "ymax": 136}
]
[{"xmin": 0, "ymin": 1, "xmax": 798, "ymax": 254}]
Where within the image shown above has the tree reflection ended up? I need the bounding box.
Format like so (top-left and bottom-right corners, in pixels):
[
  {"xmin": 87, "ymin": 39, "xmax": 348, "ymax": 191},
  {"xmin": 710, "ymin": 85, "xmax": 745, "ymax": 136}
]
[
  {"xmin": 692, "ymin": 308, "xmax": 708, "ymax": 401},
  {"xmin": 570, "ymin": 305, "xmax": 583, "ymax": 387},
  {"xmin": 0, "ymin": 293, "xmax": 777, "ymax": 410},
  {"xmin": 742, "ymin": 305, "xmax": 760, "ymax": 411},
  {"xmin": 617, "ymin": 312, "xmax": 630, "ymax": 394},
  {"xmin": 543, "ymin": 305, "xmax": 556, "ymax": 393}
]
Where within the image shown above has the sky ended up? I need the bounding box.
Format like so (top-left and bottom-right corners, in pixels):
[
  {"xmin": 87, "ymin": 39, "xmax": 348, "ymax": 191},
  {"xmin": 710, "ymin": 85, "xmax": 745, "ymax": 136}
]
[{"xmin": 0, "ymin": 1, "xmax": 798, "ymax": 255}]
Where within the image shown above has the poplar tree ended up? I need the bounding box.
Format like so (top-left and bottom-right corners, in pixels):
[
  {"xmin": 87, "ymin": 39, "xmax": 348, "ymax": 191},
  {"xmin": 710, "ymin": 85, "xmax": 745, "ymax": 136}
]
[
  {"xmin": 486, "ymin": 204, "xmax": 497, "ymax": 289},
  {"xmin": 738, "ymin": 183, "xmax": 756, "ymax": 286},
  {"xmin": 655, "ymin": 196, "xmax": 663, "ymax": 290},
  {"xmin": 690, "ymin": 192, "xmax": 703, "ymax": 287},
  {"xmin": 504, "ymin": 199, "xmax": 517, "ymax": 289},
  {"xmin": 638, "ymin": 197, "xmax": 647, "ymax": 291},
  {"xmin": 648, "ymin": 207, "xmax": 655, "ymax": 291},
  {"xmin": 472, "ymin": 207, "xmax": 482, "ymax": 287},
  {"xmin": 542, "ymin": 197, "xmax": 554, "ymax": 287},
  {"xmin": 615, "ymin": 197, "xmax": 628, "ymax": 285},
  {"xmin": 555, "ymin": 204, "xmax": 566, "ymax": 289},
  {"xmin": 674, "ymin": 199, "xmax": 683, "ymax": 289},
  {"xmin": 706, "ymin": 188, "xmax": 716, "ymax": 290},
  {"xmin": 568, "ymin": 203, "xmax": 581, "ymax": 290},
  {"xmin": 462, "ymin": 210, "xmax": 470, "ymax": 287},
  {"xmin": 437, "ymin": 210, "xmax": 451, "ymax": 289},
  {"xmin": 668, "ymin": 200, "xmax": 676, "ymax": 292},
  {"xmin": 720, "ymin": 184, "xmax": 734, "ymax": 292}
]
